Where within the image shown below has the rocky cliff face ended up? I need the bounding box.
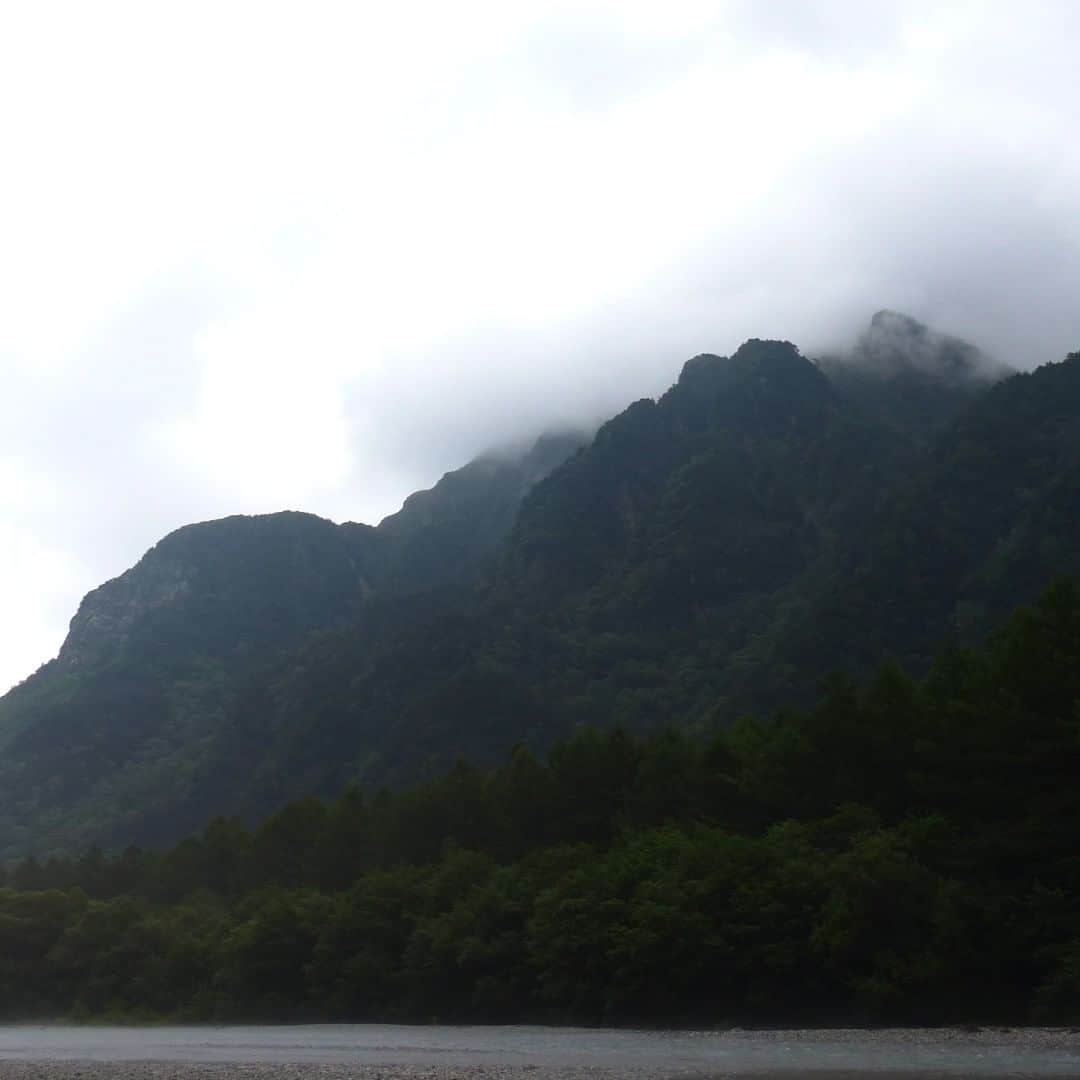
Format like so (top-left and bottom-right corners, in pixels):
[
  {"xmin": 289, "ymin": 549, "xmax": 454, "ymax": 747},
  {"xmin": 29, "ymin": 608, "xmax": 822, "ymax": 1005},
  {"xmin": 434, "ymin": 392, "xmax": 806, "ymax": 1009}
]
[
  {"xmin": 55, "ymin": 512, "xmax": 379, "ymax": 677},
  {"xmin": 60, "ymin": 560, "xmax": 194, "ymax": 672}
]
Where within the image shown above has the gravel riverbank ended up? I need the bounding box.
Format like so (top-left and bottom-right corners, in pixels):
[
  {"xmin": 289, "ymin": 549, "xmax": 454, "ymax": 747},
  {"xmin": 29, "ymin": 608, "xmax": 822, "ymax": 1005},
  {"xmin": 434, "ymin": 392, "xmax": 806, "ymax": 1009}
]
[
  {"xmin": 0, "ymin": 1065, "xmax": 1073, "ymax": 1080},
  {"xmin": 0, "ymin": 1067, "xmax": 1042, "ymax": 1080},
  {"xmin": 0, "ymin": 1027, "xmax": 1076, "ymax": 1079}
]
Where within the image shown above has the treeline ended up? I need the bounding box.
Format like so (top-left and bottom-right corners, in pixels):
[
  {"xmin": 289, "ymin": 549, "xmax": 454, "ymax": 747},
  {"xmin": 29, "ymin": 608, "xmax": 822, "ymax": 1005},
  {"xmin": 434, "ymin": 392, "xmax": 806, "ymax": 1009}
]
[{"xmin": 2, "ymin": 580, "xmax": 1080, "ymax": 1025}]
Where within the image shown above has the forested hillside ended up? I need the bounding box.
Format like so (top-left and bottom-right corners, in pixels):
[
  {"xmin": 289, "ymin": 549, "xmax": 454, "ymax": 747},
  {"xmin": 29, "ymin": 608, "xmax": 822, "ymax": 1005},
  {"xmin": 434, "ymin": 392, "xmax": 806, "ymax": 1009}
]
[
  {"xmin": 1, "ymin": 314, "xmax": 1079, "ymax": 860},
  {"xmin": 203, "ymin": 327, "xmax": 1079, "ymax": 812},
  {"xmin": 2, "ymin": 580, "xmax": 1078, "ymax": 1025},
  {"xmin": 0, "ymin": 433, "xmax": 585, "ymax": 855}
]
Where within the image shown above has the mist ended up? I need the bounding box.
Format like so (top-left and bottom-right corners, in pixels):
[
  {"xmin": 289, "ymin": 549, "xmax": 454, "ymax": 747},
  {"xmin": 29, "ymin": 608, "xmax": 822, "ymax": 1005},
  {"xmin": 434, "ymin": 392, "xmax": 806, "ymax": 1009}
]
[{"xmin": 1, "ymin": 0, "xmax": 1078, "ymax": 691}]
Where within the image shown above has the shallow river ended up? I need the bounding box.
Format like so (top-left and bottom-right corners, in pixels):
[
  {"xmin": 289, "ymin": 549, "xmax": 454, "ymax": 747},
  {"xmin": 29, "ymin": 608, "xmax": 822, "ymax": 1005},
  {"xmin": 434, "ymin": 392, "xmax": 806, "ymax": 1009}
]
[{"xmin": 0, "ymin": 1024, "xmax": 1077, "ymax": 1077}]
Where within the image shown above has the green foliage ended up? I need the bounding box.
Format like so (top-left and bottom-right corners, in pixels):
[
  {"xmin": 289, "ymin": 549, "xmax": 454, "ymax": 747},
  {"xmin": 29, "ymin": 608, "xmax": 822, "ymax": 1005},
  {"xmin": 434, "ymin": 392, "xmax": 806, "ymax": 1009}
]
[
  {"xmin": 4, "ymin": 335, "xmax": 1080, "ymax": 863},
  {"xmin": 0, "ymin": 436, "xmax": 584, "ymax": 857},
  {"xmin": 1, "ymin": 330, "xmax": 1080, "ymax": 1028},
  {"xmin": 205, "ymin": 341, "xmax": 1080, "ymax": 827},
  {"xmin": 1, "ymin": 578, "xmax": 1079, "ymax": 1025}
]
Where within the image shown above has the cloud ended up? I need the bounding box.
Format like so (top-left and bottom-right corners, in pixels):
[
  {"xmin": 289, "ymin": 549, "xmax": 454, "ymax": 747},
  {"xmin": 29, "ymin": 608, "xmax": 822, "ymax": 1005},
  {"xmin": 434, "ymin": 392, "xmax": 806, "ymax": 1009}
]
[{"xmin": 0, "ymin": 0, "xmax": 1078, "ymax": 689}]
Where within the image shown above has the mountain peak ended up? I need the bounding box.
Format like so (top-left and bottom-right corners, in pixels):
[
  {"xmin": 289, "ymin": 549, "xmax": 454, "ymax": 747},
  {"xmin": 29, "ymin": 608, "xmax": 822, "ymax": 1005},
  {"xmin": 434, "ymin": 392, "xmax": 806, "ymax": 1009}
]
[
  {"xmin": 676, "ymin": 352, "xmax": 723, "ymax": 382},
  {"xmin": 846, "ymin": 310, "xmax": 1008, "ymax": 384},
  {"xmin": 730, "ymin": 337, "xmax": 808, "ymax": 372},
  {"xmin": 869, "ymin": 308, "xmax": 924, "ymax": 334},
  {"xmin": 729, "ymin": 339, "xmax": 832, "ymax": 402},
  {"xmin": 676, "ymin": 340, "xmax": 814, "ymax": 387}
]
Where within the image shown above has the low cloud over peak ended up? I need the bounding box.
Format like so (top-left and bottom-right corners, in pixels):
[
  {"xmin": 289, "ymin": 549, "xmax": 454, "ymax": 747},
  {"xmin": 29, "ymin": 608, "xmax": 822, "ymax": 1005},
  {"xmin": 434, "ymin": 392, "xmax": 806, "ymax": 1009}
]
[{"xmin": 821, "ymin": 310, "xmax": 1012, "ymax": 384}]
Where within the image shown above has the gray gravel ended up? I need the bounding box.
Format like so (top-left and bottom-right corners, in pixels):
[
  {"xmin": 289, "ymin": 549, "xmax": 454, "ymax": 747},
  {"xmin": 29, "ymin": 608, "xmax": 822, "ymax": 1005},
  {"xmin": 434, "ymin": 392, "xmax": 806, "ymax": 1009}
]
[
  {"xmin": 0, "ymin": 1062, "xmax": 1070, "ymax": 1080},
  {"xmin": 0, "ymin": 1065, "xmax": 1070, "ymax": 1080},
  {"xmin": 0, "ymin": 1028, "xmax": 1077, "ymax": 1079},
  {"xmin": 0, "ymin": 1068, "xmax": 696, "ymax": 1080}
]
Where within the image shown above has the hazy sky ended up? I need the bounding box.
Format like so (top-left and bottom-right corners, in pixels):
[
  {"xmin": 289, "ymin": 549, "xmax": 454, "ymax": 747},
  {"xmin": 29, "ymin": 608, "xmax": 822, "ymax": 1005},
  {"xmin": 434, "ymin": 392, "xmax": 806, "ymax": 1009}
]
[{"xmin": 1, "ymin": 0, "xmax": 1079, "ymax": 691}]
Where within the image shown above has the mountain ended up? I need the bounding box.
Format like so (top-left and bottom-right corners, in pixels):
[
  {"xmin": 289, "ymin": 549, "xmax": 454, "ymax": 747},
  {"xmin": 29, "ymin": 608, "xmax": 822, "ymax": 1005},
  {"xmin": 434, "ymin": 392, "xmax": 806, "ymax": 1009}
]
[
  {"xmin": 374, "ymin": 432, "xmax": 586, "ymax": 593},
  {"xmin": 162, "ymin": 329, "xmax": 1029, "ymax": 818},
  {"xmin": 0, "ymin": 432, "xmax": 585, "ymax": 856},
  {"xmin": 2, "ymin": 314, "xmax": 1078, "ymax": 859},
  {"xmin": 818, "ymin": 309, "xmax": 1009, "ymax": 444},
  {"xmin": 790, "ymin": 347, "xmax": 1080, "ymax": 676},
  {"xmin": 159, "ymin": 337, "xmax": 902, "ymax": 822}
]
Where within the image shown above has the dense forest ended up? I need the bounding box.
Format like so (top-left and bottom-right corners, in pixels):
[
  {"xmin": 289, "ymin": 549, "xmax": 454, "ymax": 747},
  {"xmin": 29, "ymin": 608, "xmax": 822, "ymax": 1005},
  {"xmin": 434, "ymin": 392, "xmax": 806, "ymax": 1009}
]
[{"xmin": 2, "ymin": 578, "xmax": 1078, "ymax": 1026}]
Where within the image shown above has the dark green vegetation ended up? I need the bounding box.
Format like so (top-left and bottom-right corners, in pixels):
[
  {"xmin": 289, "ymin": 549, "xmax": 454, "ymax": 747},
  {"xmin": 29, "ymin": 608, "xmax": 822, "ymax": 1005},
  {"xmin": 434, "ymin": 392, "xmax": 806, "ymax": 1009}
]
[
  {"xmin": 2, "ymin": 312, "xmax": 1080, "ymax": 865},
  {"xmin": 0, "ymin": 433, "xmax": 585, "ymax": 854},
  {"xmin": 2, "ymin": 579, "xmax": 1079, "ymax": 1024}
]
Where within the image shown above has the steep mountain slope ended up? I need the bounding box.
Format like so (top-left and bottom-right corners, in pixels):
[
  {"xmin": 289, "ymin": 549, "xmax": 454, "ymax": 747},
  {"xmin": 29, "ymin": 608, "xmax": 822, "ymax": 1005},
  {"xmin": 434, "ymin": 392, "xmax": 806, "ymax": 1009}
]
[
  {"xmin": 5, "ymin": 315, "xmax": 1076, "ymax": 859},
  {"xmin": 200, "ymin": 328, "xmax": 1016, "ymax": 816},
  {"xmin": 788, "ymin": 348, "xmax": 1080, "ymax": 677},
  {"xmin": 0, "ymin": 433, "xmax": 584, "ymax": 856},
  {"xmin": 374, "ymin": 432, "xmax": 585, "ymax": 592},
  {"xmin": 0, "ymin": 512, "xmax": 386, "ymax": 853}
]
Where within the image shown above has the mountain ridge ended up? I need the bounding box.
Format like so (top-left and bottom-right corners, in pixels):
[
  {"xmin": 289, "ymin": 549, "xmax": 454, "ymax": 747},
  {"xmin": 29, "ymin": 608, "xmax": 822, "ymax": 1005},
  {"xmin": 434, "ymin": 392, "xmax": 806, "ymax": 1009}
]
[
  {"xmin": 0, "ymin": 430, "xmax": 586, "ymax": 853},
  {"xmin": 3, "ymin": 315, "xmax": 1077, "ymax": 857}
]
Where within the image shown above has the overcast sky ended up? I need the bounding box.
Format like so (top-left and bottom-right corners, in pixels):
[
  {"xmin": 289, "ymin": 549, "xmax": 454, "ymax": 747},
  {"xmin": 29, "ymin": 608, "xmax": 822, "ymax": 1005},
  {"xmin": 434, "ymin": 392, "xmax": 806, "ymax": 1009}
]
[{"xmin": 1, "ymin": 0, "xmax": 1079, "ymax": 691}]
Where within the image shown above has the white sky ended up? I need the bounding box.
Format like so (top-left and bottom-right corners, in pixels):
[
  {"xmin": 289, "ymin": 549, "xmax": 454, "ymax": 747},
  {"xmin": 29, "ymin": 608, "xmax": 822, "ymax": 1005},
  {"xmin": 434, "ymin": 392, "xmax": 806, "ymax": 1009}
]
[{"xmin": 1, "ymin": 0, "xmax": 1079, "ymax": 691}]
